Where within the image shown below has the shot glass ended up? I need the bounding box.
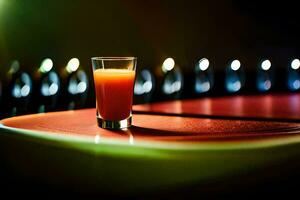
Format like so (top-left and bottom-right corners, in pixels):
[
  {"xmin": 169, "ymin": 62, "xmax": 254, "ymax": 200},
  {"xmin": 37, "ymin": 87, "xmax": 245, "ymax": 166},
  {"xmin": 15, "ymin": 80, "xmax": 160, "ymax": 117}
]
[{"xmin": 91, "ymin": 57, "xmax": 137, "ymax": 129}]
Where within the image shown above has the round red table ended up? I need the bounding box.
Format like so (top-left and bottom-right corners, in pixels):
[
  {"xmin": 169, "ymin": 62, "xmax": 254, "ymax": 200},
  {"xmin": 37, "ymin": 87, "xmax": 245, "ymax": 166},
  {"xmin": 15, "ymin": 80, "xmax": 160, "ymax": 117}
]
[{"xmin": 1, "ymin": 104, "xmax": 300, "ymax": 196}]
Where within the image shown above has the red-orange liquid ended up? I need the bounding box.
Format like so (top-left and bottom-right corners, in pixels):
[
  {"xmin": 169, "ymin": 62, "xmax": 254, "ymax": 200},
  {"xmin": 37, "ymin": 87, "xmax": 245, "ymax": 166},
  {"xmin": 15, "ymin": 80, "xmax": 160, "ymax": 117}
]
[{"xmin": 93, "ymin": 69, "xmax": 135, "ymax": 121}]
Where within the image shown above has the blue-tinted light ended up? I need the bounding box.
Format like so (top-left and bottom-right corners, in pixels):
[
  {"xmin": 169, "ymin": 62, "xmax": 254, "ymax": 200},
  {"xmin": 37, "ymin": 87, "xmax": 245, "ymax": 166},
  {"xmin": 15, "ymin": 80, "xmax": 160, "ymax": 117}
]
[
  {"xmin": 257, "ymin": 78, "xmax": 272, "ymax": 92},
  {"xmin": 40, "ymin": 71, "xmax": 60, "ymax": 96},
  {"xmin": 134, "ymin": 69, "xmax": 154, "ymax": 95},
  {"xmin": 225, "ymin": 60, "xmax": 244, "ymax": 93},
  {"xmin": 226, "ymin": 79, "xmax": 241, "ymax": 93},
  {"xmin": 162, "ymin": 69, "xmax": 183, "ymax": 95},
  {"xmin": 67, "ymin": 70, "xmax": 88, "ymax": 95},
  {"xmin": 163, "ymin": 80, "xmax": 182, "ymax": 94},
  {"xmin": 287, "ymin": 69, "xmax": 300, "ymax": 91},
  {"xmin": 293, "ymin": 80, "xmax": 300, "ymax": 90},
  {"xmin": 11, "ymin": 73, "xmax": 32, "ymax": 98},
  {"xmin": 257, "ymin": 59, "xmax": 273, "ymax": 92},
  {"xmin": 195, "ymin": 80, "xmax": 210, "ymax": 93},
  {"xmin": 195, "ymin": 58, "xmax": 213, "ymax": 94}
]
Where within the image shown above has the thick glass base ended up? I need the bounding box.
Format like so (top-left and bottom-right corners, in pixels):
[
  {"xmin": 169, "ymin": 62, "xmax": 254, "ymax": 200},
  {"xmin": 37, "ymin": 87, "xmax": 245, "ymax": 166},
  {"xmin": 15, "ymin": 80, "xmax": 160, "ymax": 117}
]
[{"xmin": 97, "ymin": 116, "xmax": 132, "ymax": 130}]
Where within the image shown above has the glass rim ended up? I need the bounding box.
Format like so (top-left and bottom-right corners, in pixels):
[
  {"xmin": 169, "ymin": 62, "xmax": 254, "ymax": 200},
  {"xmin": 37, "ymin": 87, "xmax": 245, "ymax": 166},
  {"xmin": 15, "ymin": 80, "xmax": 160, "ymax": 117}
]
[{"xmin": 91, "ymin": 57, "xmax": 137, "ymax": 61}]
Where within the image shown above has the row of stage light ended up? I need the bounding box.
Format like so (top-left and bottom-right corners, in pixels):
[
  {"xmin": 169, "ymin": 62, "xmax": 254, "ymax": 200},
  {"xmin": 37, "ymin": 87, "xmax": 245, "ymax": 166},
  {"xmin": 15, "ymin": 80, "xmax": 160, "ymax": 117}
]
[
  {"xmin": 151, "ymin": 57, "xmax": 300, "ymax": 95},
  {"xmin": 0, "ymin": 58, "xmax": 89, "ymax": 118},
  {"xmin": 225, "ymin": 58, "xmax": 299, "ymax": 92},
  {"xmin": 0, "ymin": 57, "xmax": 300, "ymax": 118}
]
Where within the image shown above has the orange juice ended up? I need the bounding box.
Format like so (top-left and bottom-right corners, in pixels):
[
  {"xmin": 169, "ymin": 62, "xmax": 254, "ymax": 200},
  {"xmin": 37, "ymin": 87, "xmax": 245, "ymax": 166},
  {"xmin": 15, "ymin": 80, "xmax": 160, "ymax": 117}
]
[{"xmin": 93, "ymin": 69, "xmax": 135, "ymax": 121}]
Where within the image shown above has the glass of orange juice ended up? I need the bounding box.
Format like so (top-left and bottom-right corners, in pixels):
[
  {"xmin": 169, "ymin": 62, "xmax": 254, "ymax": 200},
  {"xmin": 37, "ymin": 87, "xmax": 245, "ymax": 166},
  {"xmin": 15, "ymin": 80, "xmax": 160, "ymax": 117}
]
[{"xmin": 91, "ymin": 57, "xmax": 137, "ymax": 129}]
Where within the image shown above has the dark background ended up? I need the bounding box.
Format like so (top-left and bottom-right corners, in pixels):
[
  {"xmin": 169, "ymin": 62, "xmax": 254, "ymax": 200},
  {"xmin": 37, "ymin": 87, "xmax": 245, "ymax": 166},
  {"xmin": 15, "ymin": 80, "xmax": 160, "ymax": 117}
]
[{"xmin": 1, "ymin": 0, "xmax": 299, "ymax": 74}]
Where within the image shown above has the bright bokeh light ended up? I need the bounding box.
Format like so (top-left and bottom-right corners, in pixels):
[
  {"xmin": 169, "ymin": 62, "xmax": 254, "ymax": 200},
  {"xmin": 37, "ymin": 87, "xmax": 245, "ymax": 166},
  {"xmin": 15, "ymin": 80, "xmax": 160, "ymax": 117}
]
[
  {"xmin": 134, "ymin": 81, "xmax": 152, "ymax": 95},
  {"xmin": 291, "ymin": 59, "xmax": 300, "ymax": 70},
  {"xmin": 134, "ymin": 69, "xmax": 153, "ymax": 95},
  {"xmin": 68, "ymin": 71, "xmax": 88, "ymax": 95},
  {"xmin": 195, "ymin": 81, "xmax": 210, "ymax": 93},
  {"xmin": 293, "ymin": 80, "xmax": 300, "ymax": 90},
  {"xmin": 198, "ymin": 58, "xmax": 209, "ymax": 71},
  {"xmin": 163, "ymin": 80, "xmax": 182, "ymax": 94},
  {"xmin": 134, "ymin": 81, "xmax": 153, "ymax": 95},
  {"xmin": 20, "ymin": 85, "xmax": 30, "ymax": 97},
  {"xmin": 230, "ymin": 60, "xmax": 241, "ymax": 71},
  {"xmin": 39, "ymin": 58, "xmax": 53, "ymax": 73},
  {"xmin": 49, "ymin": 83, "xmax": 58, "ymax": 95},
  {"xmin": 261, "ymin": 60, "xmax": 271, "ymax": 71},
  {"xmin": 227, "ymin": 80, "xmax": 241, "ymax": 92},
  {"xmin": 12, "ymin": 84, "xmax": 31, "ymax": 98},
  {"xmin": 11, "ymin": 73, "xmax": 32, "ymax": 98},
  {"xmin": 41, "ymin": 82, "xmax": 58, "ymax": 96},
  {"xmin": 162, "ymin": 58, "xmax": 175, "ymax": 72},
  {"xmin": 12, "ymin": 85, "xmax": 21, "ymax": 98},
  {"xmin": 263, "ymin": 80, "xmax": 272, "ymax": 90},
  {"xmin": 134, "ymin": 84, "xmax": 143, "ymax": 95},
  {"xmin": 172, "ymin": 81, "xmax": 181, "ymax": 92},
  {"xmin": 143, "ymin": 81, "xmax": 152, "ymax": 93},
  {"xmin": 77, "ymin": 81, "xmax": 87, "ymax": 93},
  {"xmin": 66, "ymin": 58, "xmax": 80, "ymax": 73}
]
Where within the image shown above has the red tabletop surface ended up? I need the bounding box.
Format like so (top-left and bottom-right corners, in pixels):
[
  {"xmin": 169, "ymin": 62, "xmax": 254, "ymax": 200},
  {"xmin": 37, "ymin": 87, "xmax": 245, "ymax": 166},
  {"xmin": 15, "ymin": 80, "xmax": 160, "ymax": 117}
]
[
  {"xmin": 2, "ymin": 108, "xmax": 300, "ymax": 143},
  {"xmin": 2, "ymin": 96, "xmax": 300, "ymax": 197},
  {"xmin": 133, "ymin": 94, "xmax": 300, "ymax": 121}
]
